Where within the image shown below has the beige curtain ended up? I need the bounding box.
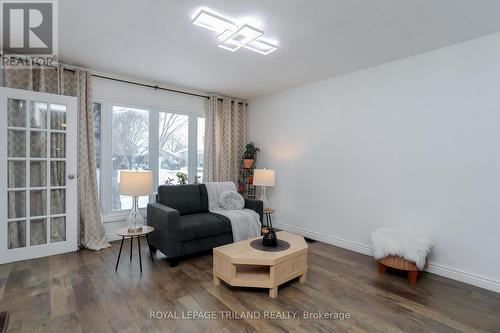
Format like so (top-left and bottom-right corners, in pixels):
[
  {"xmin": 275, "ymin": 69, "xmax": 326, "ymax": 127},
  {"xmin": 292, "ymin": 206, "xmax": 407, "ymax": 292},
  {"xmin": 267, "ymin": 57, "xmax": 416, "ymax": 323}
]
[
  {"xmin": 4, "ymin": 61, "xmax": 110, "ymax": 250},
  {"xmin": 203, "ymin": 96, "xmax": 247, "ymax": 184}
]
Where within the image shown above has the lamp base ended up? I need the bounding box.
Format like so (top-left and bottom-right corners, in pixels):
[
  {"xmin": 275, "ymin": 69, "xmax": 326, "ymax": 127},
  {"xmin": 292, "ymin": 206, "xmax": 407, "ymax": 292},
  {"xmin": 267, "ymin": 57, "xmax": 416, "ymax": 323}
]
[
  {"xmin": 260, "ymin": 187, "xmax": 269, "ymax": 209},
  {"xmin": 127, "ymin": 196, "xmax": 144, "ymax": 233},
  {"xmin": 128, "ymin": 226, "xmax": 143, "ymax": 233}
]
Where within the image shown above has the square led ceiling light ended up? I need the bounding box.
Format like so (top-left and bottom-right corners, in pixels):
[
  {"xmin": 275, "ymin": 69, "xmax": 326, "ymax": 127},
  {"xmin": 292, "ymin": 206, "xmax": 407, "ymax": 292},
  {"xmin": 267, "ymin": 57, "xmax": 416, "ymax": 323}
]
[
  {"xmin": 192, "ymin": 10, "xmax": 237, "ymax": 33},
  {"xmin": 244, "ymin": 39, "xmax": 278, "ymax": 55},
  {"xmin": 218, "ymin": 24, "xmax": 263, "ymax": 52}
]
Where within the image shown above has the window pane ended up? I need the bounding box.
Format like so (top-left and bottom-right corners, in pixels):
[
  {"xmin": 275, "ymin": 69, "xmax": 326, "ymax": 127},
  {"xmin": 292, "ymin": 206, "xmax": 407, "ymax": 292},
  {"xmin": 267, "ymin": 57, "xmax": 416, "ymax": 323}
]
[
  {"xmin": 50, "ymin": 161, "xmax": 65, "ymax": 186},
  {"xmin": 197, "ymin": 117, "xmax": 205, "ymax": 183},
  {"xmin": 50, "ymin": 189, "xmax": 66, "ymax": 215},
  {"xmin": 8, "ymin": 99, "xmax": 26, "ymax": 127},
  {"xmin": 8, "ymin": 161, "xmax": 26, "ymax": 188},
  {"xmin": 50, "ymin": 133, "xmax": 65, "ymax": 158},
  {"xmin": 112, "ymin": 106, "xmax": 149, "ymax": 210},
  {"xmin": 30, "ymin": 219, "xmax": 47, "ymax": 246},
  {"xmin": 30, "ymin": 161, "xmax": 47, "ymax": 187},
  {"xmin": 30, "ymin": 190, "xmax": 47, "ymax": 217},
  {"xmin": 51, "ymin": 217, "xmax": 66, "ymax": 243},
  {"xmin": 8, "ymin": 191, "xmax": 26, "ymax": 219},
  {"xmin": 30, "ymin": 102, "xmax": 47, "ymax": 129},
  {"xmin": 31, "ymin": 131, "xmax": 47, "ymax": 157},
  {"xmin": 93, "ymin": 103, "xmax": 101, "ymax": 190},
  {"xmin": 8, "ymin": 221, "xmax": 26, "ymax": 249},
  {"xmin": 158, "ymin": 112, "xmax": 189, "ymax": 185},
  {"xmin": 50, "ymin": 104, "xmax": 67, "ymax": 130},
  {"xmin": 8, "ymin": 130, "xmax": 26, "ymax": 157}
]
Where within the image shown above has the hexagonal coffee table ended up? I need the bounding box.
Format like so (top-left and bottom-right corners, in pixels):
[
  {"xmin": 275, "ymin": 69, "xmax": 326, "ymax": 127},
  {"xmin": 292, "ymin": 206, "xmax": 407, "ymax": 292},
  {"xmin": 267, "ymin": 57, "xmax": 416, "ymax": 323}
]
[{"xmin": 213, "ymin": 231, "xmax": 308, "ymax": 298}]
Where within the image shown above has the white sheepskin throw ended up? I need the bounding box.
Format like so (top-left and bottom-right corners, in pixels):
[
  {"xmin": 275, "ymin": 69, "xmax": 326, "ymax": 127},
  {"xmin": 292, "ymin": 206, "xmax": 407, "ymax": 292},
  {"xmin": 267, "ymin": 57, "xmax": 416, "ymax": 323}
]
[
  {"xmin": 371, "ymin": 228, "xmax": 432, "ymax": 270},
  {"xmin": 219, "ymin": 191, "xmax": 245, "ymax": 210}
]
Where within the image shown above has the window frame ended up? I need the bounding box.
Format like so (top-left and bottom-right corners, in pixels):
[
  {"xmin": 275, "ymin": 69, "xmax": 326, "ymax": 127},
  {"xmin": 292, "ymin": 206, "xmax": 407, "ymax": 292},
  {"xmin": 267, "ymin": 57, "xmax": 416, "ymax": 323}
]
[{"xmin": 93, "ymin": 97, "xmax": 204, "ymax": 222}]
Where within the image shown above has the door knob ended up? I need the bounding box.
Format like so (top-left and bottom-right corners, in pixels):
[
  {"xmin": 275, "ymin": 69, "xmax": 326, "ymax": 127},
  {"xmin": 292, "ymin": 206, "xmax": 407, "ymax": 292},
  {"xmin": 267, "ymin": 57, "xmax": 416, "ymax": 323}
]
[{"xmin": 68, "ymin": 174, "xmax": 75, "ymax": 179}]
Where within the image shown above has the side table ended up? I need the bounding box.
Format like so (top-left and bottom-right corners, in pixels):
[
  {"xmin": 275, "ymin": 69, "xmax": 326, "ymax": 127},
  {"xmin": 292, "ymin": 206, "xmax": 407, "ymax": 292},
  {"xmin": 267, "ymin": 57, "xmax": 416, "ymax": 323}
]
[
  {"xmin": 115, "ymin": 225, "xmax": 155, "ymax": 273},
  {"xmin": 263, "ymin": 208, "xmax": 275, "ymax": 228}
]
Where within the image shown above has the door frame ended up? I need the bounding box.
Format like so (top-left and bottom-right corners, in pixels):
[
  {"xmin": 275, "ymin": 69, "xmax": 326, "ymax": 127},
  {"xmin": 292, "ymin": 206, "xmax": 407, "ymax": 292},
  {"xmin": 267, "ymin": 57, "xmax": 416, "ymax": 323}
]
[{"xmin": 0, "ymin": 87, "xmax": 78, "ymax": 264}]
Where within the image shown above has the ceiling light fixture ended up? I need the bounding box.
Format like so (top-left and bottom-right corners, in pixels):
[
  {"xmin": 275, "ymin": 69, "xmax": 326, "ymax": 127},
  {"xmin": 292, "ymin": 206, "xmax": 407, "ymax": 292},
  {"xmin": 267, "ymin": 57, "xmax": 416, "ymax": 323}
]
[
  {"xmin": 243, "ymin": 39, "xmax": 278, "ymax": 55},
  {"xmin": 192, "ymin": 10, "xmax": 237, "ymax": 33},
  {"xmin": 192, "ymin": 9, "xmax": 278, "ymax": 55},
  {"xmin": 218, "ymin": 24, "xmax": 263, "ymax": 52},
  {"xmin": 216, "ymin": 29, "xmax": 239, "ymax": 51}
]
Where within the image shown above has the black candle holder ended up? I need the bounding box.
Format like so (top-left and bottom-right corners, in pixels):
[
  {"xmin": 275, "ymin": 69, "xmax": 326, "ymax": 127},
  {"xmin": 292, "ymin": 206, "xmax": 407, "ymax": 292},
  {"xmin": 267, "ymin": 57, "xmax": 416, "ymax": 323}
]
[{"xmin": 262, "ymin": 228, "xmax": 278, "ymax": 247}]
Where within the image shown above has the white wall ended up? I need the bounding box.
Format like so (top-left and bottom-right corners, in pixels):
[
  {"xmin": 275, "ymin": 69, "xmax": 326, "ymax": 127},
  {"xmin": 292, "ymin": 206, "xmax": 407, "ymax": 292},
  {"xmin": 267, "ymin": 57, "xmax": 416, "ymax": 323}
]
[{"xmin": 248, "ymin": 33, "xmax": 500, "ymax": 292}]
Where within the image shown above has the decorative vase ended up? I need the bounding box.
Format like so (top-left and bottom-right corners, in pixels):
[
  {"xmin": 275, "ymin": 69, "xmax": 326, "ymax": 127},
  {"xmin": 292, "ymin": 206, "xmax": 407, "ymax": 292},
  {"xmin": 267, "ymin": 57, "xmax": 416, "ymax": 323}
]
[
  {"xmin": 262, "ymin": 228, "xmax": 278, "ymax": 247},
  {"xmin": 243, "ymin": 159, "xmax": 254, "ymax": 169}
]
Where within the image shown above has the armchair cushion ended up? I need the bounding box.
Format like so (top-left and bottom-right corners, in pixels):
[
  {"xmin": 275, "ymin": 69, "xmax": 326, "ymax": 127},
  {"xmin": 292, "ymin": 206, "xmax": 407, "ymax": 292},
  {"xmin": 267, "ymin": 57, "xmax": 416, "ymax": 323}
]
[
  {"xmin": 179, "ymin": 213, "xmax": 232, "ymax": 242},
  {"xmin": 157, "ymin": 184, "xmax": 208, "ymax": 215}
]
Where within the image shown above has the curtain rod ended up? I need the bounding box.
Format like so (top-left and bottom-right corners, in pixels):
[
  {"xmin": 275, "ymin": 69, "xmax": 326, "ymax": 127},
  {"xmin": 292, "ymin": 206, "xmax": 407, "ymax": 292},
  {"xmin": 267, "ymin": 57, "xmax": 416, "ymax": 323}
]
[
  {"xmin": 91, "ymin": 73, "xmax": 210, "ymax": 99},
  {"xmin": 90, "ymin": 73, "xmax": 247, "ymax": 105},
  {"xmin": 2, "ymin": 59, "xmax": 244, "ymax": 104},
  {"xmin": 3, "ymin": 55, "xmax": 246, "ymax": 103}
]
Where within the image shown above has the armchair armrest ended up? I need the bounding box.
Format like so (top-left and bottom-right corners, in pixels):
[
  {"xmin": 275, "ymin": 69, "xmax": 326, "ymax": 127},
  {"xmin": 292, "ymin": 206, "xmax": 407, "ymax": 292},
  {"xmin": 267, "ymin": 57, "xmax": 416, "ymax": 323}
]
[
  {"xmin": 244, "ymin": 198, "xmax": 263, "ymax": 223},
  {"xmin": 147, "ymin": 202, "xmax": 181, "ymax": 257}
]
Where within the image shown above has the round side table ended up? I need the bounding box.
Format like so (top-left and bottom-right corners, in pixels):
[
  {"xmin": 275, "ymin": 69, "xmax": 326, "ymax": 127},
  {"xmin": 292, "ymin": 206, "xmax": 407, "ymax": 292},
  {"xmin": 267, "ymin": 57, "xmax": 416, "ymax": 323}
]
[
  {"xmin": 263, "ymin": 208, "xmax": 275, "ymax": 228},
  {"xmin": 115, "ymin": 225, "xmax": 155, "ymax": 273}
]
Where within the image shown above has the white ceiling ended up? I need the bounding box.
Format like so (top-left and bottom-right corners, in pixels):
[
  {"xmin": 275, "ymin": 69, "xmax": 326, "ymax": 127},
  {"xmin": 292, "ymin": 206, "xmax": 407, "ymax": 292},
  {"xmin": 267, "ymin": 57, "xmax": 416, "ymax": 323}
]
[{"xmin": 60, "ymin": 0, "xmax": 500, "ymax": 100}]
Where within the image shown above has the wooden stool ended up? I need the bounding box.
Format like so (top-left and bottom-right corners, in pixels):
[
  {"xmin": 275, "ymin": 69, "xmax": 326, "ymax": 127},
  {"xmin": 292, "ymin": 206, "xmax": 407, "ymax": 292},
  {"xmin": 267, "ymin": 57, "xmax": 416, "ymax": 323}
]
[{"xmin": 377, "ymin": 255, "xmax": 427, "ymax": 284}]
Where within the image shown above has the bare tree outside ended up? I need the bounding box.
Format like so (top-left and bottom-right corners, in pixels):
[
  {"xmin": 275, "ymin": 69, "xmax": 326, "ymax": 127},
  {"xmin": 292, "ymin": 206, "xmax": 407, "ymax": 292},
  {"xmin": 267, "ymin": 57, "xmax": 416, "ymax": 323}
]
[
  {"xmin": 93, "ymin": 101, "xmax": 205, "ymax": 214},
  {"xmin": 112, "ymin": 107, "xmax": 149, "ymax": 210},
  {"xmin": 159, "ymin": 113, "xmax": 188, "ymax": 152},
  {"xmin": 158, "ymin": 112, "xmax": 189, "ymax": 185},
  {"xmin": 113, "ymin": 109, "xmax": 149, "ymax": 169},
  {"xmin": 110, "ymin": 108, "xmax": 190, "ymax": 210}
]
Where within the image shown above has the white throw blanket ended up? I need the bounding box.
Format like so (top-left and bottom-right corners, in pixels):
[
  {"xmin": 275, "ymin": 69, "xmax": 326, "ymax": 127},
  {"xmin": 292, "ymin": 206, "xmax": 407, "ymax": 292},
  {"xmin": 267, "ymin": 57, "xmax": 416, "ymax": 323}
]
[
  {"xmin": 205, "ymin": 182, "xmax": 261, "ymax": 242},
  {"xmin": 371, "ymin": 228, "xmax": 432, "ymax": 270}
]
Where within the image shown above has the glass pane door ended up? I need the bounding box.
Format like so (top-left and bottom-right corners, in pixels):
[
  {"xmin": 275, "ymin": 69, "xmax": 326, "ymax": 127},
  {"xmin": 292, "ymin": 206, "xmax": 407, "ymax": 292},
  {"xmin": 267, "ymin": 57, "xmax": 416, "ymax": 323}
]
[
  {"xmin": 1, "ymin": 88, "xmax": 77, "ymax": 263},
  {"xmin": 6, "ymin": 100, "xmax": 68, "ymax": 248}
]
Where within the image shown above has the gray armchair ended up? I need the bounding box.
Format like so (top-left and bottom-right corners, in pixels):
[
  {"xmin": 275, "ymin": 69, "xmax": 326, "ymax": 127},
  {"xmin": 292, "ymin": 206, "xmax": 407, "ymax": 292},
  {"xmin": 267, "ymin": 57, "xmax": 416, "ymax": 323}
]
[{"xmin": 147, "ymin": 184, "xmax": 263, "ymax": 266}]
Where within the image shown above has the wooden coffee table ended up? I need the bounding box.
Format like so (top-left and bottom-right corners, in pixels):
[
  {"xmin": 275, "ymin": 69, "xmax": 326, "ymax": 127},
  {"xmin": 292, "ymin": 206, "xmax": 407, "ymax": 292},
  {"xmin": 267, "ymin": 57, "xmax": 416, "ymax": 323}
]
[{"xmin": 213, "ymin": 231, "xmax": 308, "ymax": 298}]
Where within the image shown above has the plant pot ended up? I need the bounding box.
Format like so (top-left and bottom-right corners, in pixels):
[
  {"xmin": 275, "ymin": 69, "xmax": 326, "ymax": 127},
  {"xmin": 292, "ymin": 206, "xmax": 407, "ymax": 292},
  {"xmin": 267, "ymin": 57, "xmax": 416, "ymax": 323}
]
[{"xmin": 243, "ymin": 159, "xmax": 254, "ymax": 169}]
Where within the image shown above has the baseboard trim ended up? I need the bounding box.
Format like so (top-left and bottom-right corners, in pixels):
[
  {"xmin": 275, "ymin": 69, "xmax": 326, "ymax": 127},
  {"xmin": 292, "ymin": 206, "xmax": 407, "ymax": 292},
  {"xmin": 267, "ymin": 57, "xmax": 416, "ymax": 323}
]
[
  {"xmin": 273, "ymin": 221, "xmax": 500, "ymax": 294},
  {"xmin": 106, "ymin": 233, "xmax": 122, "ymax": 242}
]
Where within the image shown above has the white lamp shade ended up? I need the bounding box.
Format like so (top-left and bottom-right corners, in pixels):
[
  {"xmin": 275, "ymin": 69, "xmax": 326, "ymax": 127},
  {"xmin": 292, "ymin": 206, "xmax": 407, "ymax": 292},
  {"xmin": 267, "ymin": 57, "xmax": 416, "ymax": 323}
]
[
  {"xmin": 119, "ymin": 170, "xmax": 153, "ymax": 196},
  {"xmin": 253, "ymin": 169, "xmax": 275, "ymax": 186}
]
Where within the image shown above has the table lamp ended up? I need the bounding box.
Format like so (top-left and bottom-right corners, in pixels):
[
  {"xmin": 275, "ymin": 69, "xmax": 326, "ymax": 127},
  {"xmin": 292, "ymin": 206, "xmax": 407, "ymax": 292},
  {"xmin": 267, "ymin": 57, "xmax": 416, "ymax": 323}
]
[
  {"xmin": 253, "ymin": 169, "xmax": 275, "ymax": 209},
  {"xmin": 120, "ymin": 170, "xmax": 153, "ymax": 232}
]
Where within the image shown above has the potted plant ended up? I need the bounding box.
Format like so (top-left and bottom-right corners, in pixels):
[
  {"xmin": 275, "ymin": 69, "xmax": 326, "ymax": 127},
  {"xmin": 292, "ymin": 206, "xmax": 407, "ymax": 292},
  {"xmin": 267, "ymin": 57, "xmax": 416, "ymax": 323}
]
[
  {"xmin": 176, "ymin": 172, "xmax": 188, "ymax": 184},
  {"xmin": 242, "ymin": 142, "xmax": 260, "ymax": 169}
]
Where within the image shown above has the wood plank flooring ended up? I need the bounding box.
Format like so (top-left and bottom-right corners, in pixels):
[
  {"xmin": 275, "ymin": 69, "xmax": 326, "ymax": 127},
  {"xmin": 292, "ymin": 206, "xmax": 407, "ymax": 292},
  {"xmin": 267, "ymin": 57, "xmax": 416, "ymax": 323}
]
[{"xmin": 1, "ymin": 238, "xmax": 499, "ymax": 333}]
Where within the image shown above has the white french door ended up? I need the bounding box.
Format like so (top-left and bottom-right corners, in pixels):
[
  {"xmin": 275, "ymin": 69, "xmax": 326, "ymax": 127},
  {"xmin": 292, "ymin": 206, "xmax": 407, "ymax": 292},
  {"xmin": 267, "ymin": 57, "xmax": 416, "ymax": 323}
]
[{"xmin": 0, "ymin": 87, "xmax": 78, "ymax": 264}]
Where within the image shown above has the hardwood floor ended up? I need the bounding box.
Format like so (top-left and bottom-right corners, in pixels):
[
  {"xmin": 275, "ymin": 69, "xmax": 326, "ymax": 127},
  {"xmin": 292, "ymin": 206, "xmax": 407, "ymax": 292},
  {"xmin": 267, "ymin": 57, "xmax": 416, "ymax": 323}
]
[{"xmin": 1, "ymin": 238, "xmax": 499, "ymax": 333}]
